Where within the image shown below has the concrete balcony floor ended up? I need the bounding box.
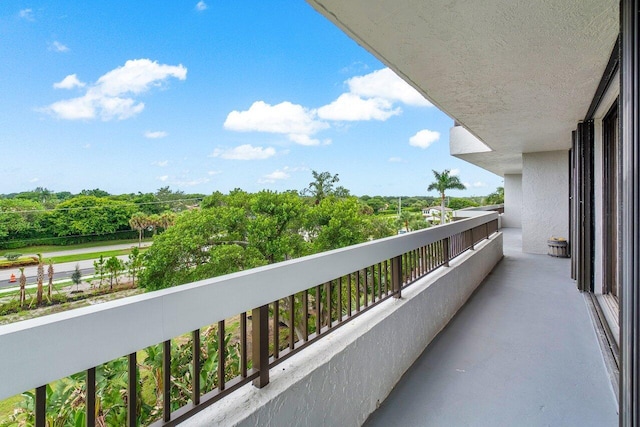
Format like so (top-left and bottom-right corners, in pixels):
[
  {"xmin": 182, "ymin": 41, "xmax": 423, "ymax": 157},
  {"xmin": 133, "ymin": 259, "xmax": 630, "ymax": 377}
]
[{"xmin": 364, "ymin": 228, "xmax": 618, "ymax": 426}]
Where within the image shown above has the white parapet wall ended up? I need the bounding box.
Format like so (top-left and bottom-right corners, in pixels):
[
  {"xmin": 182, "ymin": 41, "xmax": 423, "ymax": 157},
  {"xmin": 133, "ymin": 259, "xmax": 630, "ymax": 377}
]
[{"xmin": 182, "ymin": 232, "xmax": 503, "ymax": 427}]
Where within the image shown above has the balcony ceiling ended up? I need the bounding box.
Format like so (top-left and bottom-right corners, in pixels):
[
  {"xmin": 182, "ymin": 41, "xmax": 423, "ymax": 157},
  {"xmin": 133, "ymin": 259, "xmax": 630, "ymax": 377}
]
[{"xmin": 306, "ymin": 0, "xmax": 618, "ymax": 175}]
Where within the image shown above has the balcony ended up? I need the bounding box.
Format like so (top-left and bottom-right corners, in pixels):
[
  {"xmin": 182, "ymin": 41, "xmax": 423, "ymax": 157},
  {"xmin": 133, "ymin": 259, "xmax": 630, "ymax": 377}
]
[
  {"xmin": 0, "ymin": 212, "xmax": 615, "ymax": 426},
  {"xmin": 365, "ymin": 228, "xmax": 618, "ymax": 426}
]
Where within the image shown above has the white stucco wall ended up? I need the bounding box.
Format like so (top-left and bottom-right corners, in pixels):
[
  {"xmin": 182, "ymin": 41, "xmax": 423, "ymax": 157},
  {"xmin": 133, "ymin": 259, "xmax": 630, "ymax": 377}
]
[
  {"xmin": 181, "ymin": 234, "xmax": 503, "ymax": 427},
  {"xmin": 503, "ymin": 174, "xmax": 522, "ymax": 228},
  {"xmin": 522, "ymin": 151, "xmax": 569, "ymax": 254}
]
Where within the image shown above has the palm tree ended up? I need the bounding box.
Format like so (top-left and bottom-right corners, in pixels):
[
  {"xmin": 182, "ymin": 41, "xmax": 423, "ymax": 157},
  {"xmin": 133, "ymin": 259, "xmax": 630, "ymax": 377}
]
[
  {"xmin": 159, "ymin": 212, "xmax": 177, "ymax": 231},
  {"xmin": 47, "ymin": 260, "xmax": 54, "ymax": 300},
  {"xmin": 427, "ymin": 169, "xmax": 466, "ymax": 224},
  {"xmin": 302, "ymin": 170, "xmax": 340, "ymax": 204},
  {"xmin": 129, "ymin": 212, "xmax": 148, "ymax": 247},
  {"xmin": 36, "ymin": 254, "xmax": 44, "ymax": 305},
  {"xmin": 19, "ymin": 267, "xmax": 26, "ymax": 307}
]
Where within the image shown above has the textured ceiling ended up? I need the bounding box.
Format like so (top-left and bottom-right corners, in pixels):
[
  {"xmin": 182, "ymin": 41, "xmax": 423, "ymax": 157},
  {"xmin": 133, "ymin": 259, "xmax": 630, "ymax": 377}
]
[{"xmin": 307, "ymin": 0, "xmax": 618, "ymax": 175}]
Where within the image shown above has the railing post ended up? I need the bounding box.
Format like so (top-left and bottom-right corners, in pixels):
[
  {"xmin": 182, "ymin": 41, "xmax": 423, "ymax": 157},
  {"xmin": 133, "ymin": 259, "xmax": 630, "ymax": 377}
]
[
  {"xmin": 252, "ymin": 305, "xmax": 269, "ymax": 388},
  {"xmin": 35, "ymin": 385, "xmax": 45, "ymax": 427},
  {"xmin": 217, "ymin": 320, "xmax": 225, "ymax": 391},
  {"xmin": 391, "ymin": 255, "xmax": 402, "ymax": 299},
  {"xmin": 470, "ymin": 229, "xmax": 475, "ymax": 250},
  {"xmin": 86, "ymin": 368, "xmax": 96, "ymax": 427},
  {"xmin": 163, "ymin": 340, "xmax": 171, "ymax": 423},
  {"xmin": 444, "ymin": 237, "xmax": 450, "ymax": 267},
  {"xmin": 127, "ymin": 352, "xmax": 137, "ymax": 427},
  {"xmin": 192, "ymin": 329, "xmax": 201, "ymax": 405}
]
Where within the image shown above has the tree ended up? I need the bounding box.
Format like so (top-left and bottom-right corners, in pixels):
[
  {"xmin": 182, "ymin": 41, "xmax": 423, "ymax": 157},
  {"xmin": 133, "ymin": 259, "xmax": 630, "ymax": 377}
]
[
  {"xmin": 48, "ymin": 196, "xmax": 137, "ymax": 237},
  {"xmin": 158, "ymin": 212, "xmax": 177, "ymax": 231},
  {"xmin": 247, "ymin": 190, "xmax": 308, "ymax": 263},
  {"xmin": 129, "ymin": 212, "xmax": 148, "ymax": 246},
  {"xmin": 302, "ymin": 171, "xmax": 340, "ymax": 204},
  {"xmin": 485, "ymin": 186, "xmax": 504, "ymax": 205},
  {"xmin": 126, "ymin": 247, "xmax": 143, "ymax": 287},
  {"xmin": 47, "ymin": 260, "xmax": 54, "ymax": 300},
  {"xmin": 105, "ymin": 256, "xmax": 124, "ymax": 290},
  {"xmin": 19, "ymin": 267, "xmax": 26, "ymax": 307},
  {"xmin": 427, "ymin": 170, "xmax": 466, "ymax": 224},
  {"xmin": 306, "ymin": 197, "xmax": 375, "ymax": 252},
  {"xmin": 0, "ymin": 199, "xmax": 47, "ymax": 242},
  {"xmin": 448, "ymin": 197, "xmax": 479, "ymax": 210},
  {"xmin": 71, "ymin": 264, "xmax": 82, "ymax": 292},
  {"xmin": 93, "ymin": 255, "xmax": 106, "ymax": 288},
  {"xmin": 36, "ymin": 254, "xmax": 44, "ymax": 305},
  {"xmin": 139, "ymin": 207, "xmax": 266, "ymax": 290}
]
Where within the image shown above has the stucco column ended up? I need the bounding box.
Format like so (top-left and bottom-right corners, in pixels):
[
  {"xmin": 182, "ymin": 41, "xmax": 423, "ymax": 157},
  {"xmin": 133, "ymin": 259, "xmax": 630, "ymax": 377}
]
[
  {"xmin": 503, "ymin": 174, "xmax": 522, "ymax": 228},
  {"xmin": 521, "ymin": 151, "xmax": 569, "ymax": 254}
]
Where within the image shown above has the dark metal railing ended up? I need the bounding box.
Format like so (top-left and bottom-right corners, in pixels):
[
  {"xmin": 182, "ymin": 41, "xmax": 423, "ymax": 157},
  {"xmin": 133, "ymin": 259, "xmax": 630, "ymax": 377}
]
[{"xmin": 2, "ymin": 216, "xmax": 499, "ymax": 427}]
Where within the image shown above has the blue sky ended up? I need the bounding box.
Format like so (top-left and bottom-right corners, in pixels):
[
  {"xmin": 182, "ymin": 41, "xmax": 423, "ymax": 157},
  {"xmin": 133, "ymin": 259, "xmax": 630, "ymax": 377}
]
[{"xmin": 0, "ymin": 1, "xmax": 502, "ymax": 197}]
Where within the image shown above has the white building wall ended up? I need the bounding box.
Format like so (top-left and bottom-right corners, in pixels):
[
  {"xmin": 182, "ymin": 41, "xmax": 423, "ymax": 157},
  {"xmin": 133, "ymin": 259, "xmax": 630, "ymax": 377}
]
[
  {"xmin": 522, "ymin": 151, "xmax": 569, "ymax": 254},
  {"xmin": 503, "ymin": 174, "xmax": 522, "ymax": 228}
]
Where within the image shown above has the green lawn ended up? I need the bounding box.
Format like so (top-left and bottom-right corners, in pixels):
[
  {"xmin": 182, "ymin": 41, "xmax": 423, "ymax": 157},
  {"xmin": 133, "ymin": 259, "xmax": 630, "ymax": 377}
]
[{"xmin": 49, "ymin": 247, "xmax": 148, "ymax": 264}]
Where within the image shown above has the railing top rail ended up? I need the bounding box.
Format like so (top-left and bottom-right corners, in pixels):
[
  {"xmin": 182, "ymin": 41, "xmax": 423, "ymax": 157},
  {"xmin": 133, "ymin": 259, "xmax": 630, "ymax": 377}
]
[{"xmin": 0, "ymin": 211, "xmax": 497, "ymax": 401}]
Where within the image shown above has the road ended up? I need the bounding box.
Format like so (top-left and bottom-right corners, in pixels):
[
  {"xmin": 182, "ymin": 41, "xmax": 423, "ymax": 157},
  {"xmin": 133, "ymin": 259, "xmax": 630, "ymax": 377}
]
[{"xmin": 0, "ymin": 242, "xmax": 151, "ymax": 289}]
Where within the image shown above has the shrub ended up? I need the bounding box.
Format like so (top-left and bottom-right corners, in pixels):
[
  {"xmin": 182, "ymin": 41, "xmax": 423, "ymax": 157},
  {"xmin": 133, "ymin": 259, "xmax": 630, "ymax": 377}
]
[{"xmin": 4, "ymin": 253, "xmax": 22, "ymax": 261}]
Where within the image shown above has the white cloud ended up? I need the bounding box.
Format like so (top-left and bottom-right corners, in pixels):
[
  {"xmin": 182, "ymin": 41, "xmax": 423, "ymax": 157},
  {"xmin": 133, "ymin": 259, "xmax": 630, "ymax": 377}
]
[
  {"xmin": 288, "ymin": 134, "xmax": 331, "ymax": 146},
  {"xmin": 43, "ymin": 59, "xmax": 187, "ymax": 121},
  {"xmin": 450, "ymin": 168, "xmax": 460, "ymax": 176},
  {"xmin": 195, "ymin": 1, "xmax": 208, "ymax": 11},
  {"xmin": 210, "ymin": 144, "xmax": 276, "ymax": 160},
  {"xmin": 461, "ymin": 181, "xmax": 484, "ymax": 189},
  {"xmin": 208, "ymin": 170, "xmax": 222, "ymax": 176},
  {"xmin": 224, "ymin": 101, "xmax": 327, "ymax": 136},
  {"xmin": 84, "ymin": 144, "xmax": 91, "ymax": 149},
  {"xmin": 317, "ymin": 93, "xmax": 400, "ymax": 122},
  {"xmin": 19, "ymin": 9, "xmax": 34, "ymax": 21},
  {"xmin": 347, "ymin": 68, "xmax": 432, "ymax": 107},
  {"xmin": 53, "ymin": 74, "xmax": 85, "ymax": 90},
  {"xmin": 409, "ymin": 129, "xmax": 440, "ymax": 149},
  {"xmin": 259, "ymin": 169, "xmax": 291, "ymax": 184},
  {"xmin": 153, "ymin": 160, "xmax": 168, "ymax": 167},
  {"xmin": 144, "ymin": 130, "xmax": 168, "ymax": 139},
  {"xmin": 158, "ymin": 175, "xmax": 169, "ymax": 182},
  {"xmin": 174, "ymin": 178, "xmax": 210, "ymax": 187},
  {"xmin": 30, "ymin": 177, "xmax": 39, "ymax": 183},
  {"xmin": 50, "ymin": 41, "xmax": 69, "ymax": 53},
  {"xmin": 388, "ymin": 157, "xmax": 406, "ymax": 163}
]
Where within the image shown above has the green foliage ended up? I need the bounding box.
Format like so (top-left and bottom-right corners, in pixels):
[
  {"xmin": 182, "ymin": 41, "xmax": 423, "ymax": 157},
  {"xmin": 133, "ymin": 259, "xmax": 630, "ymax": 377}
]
[
  {"xmin": 427, "ymin": 170, "xmax": 466, "ymax": 224},
  {"xmin": 302, "ymin": 170, "xmax": 340, "ymax": 204},
  {"xmin": 48, "ymin": 196, "xmax": 137, "ymax": 237},
  {"xmin": 307, "ymin": 197, "xmax": 373, "ymax": 252},
  {"xmin": 448, "ymin": 197, "xmax": 479, "ymax": 210},
  {"xmin": 126, "ymin": 247, "xmax": 143, "ymax": 287},
  {"xmin": 247, "ymin": 190, "xmax": 307, "ymax": 263},
  {"xmin": 139, "ymin": 206, "xmax": 265, "ymax": 291},
  {"xmin": 485, "ymin": 186, "xmax": 504, "ymax": 205},
  {"xmin": 104, "ymin": 256, "xmax": 124, "ymax": 289},
  {"xmin": 3, "ymin": 252, "xmax": 21, "ymax": 261},
  {"xmin": 0, "ymin": 199, "xmax": 47, "ymax": 241},
  {"xmin": 93, "ymin": 255, "xmax": 106, "ymax": 288},
  {"xmin": 71, "ymin": 264, "xmax": 82, "ymax": 291}
]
